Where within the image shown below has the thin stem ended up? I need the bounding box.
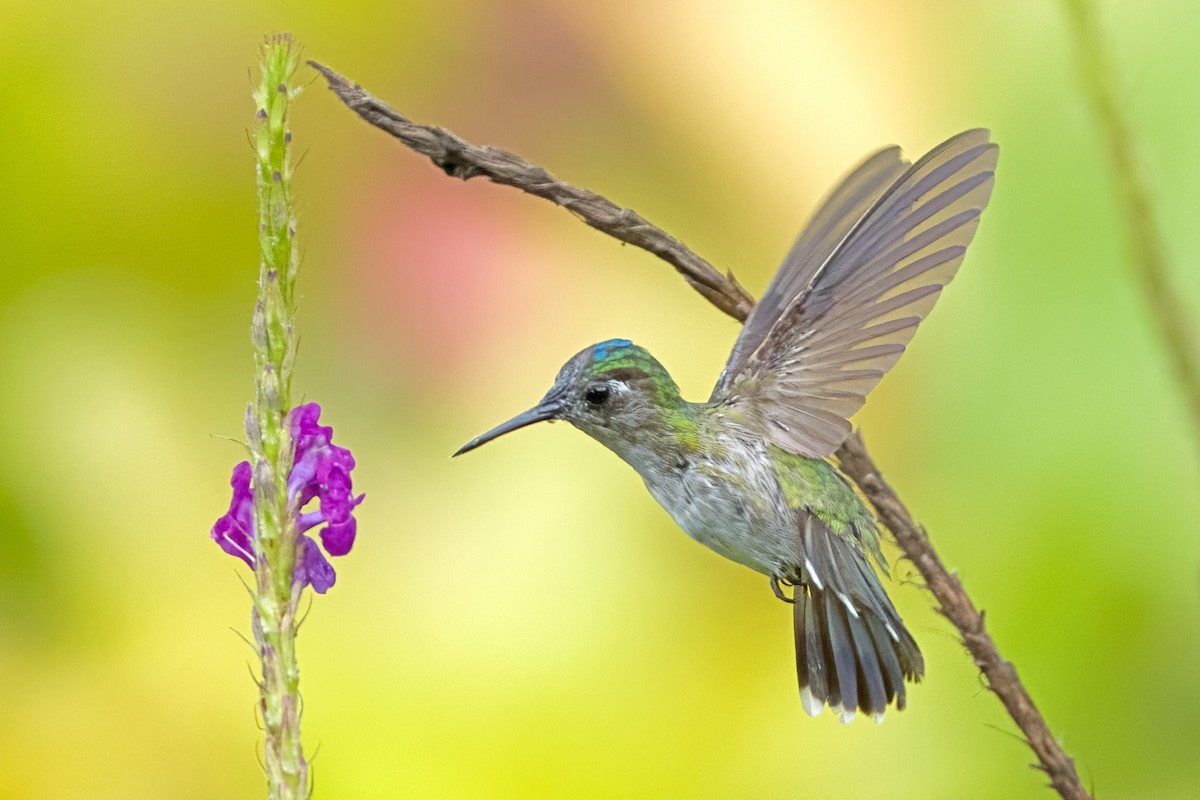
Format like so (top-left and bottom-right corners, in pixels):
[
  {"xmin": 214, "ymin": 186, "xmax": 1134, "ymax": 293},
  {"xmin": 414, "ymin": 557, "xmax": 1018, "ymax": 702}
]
[
  {"xmin": 306, "ymin": 61, "xmax": 754, "ymax": 322},
  {"xmin": 310, "ymin": 63, "xmax": 1092, "ymax": 799},
  {"xmin": 836, "ymin": 434, "xmax": 1090, "ymax": 800},
  {"xmin": 250, "ymin": 35, "xmax": 307, "ymax": 800},
  {"xmin": 1062, "ymin": 0, "xmax": 1200, "ymax": 457}
]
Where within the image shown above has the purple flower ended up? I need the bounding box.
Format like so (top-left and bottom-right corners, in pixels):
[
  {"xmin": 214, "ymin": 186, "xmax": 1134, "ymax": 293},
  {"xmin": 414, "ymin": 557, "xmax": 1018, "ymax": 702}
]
[
  {"xmin": 212, "ymin": 461, "xmax": 255, "ymax": 568},
  {"xmin": 210, "ymin": 403, "xmax": 363, "ymax": 594}
]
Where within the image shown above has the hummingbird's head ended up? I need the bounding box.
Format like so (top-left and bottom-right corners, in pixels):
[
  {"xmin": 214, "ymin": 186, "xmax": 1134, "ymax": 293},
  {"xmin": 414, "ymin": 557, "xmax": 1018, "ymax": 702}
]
[{"xmin": 454, "ymin": 339, "xmax": 684, "ymax": 456}]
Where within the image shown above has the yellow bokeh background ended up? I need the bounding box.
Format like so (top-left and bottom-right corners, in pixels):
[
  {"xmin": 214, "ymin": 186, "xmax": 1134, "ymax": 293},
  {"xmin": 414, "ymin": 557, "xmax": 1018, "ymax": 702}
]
[{"xmin": 1, "ymin": 1, "xmax": 1197, "ymax": 797}]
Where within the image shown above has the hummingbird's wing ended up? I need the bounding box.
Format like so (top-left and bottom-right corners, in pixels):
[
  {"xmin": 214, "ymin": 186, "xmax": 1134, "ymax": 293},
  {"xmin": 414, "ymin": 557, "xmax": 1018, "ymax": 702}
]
[
  {"xmin": 717, "ymin": 146, "xmax": 910, "ymax": 385},
  {"xmin": 711, "ymin": 129, "xmax": 997, "ymax": 457}
]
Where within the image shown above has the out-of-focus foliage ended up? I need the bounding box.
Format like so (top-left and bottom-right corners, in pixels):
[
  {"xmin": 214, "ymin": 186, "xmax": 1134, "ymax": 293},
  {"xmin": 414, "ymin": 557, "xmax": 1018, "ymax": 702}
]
[{"xmin": 1, "ymin": 1, "xmax": 1197, "ymax": 797}]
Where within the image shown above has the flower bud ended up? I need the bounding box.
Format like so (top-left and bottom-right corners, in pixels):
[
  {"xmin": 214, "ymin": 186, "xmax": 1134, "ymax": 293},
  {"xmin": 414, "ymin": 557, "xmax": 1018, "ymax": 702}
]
[
  {"xmin": 263, "ymin": 365, "xmax": 282, "ymax": 412},
  {"xmin": 251, "ymin": 302, "xmax": 268, "ymax": 349},
  {"xmin": 244, "ymin": 403, "xmax": 262, "ymax": 450}
]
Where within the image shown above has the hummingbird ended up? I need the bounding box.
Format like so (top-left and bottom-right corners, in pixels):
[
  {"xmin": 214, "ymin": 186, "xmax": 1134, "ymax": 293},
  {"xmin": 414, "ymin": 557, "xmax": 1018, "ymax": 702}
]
[{"xmin": 455, "ymin": 129, "xmax": 998, "ymax": 723}]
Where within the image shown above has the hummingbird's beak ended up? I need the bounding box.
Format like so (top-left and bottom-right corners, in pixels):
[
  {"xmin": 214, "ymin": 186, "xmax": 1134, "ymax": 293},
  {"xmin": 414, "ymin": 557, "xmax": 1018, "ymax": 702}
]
[{"xmin": 453, "ymin": 397, "xmax": 564, "ymax": 456}]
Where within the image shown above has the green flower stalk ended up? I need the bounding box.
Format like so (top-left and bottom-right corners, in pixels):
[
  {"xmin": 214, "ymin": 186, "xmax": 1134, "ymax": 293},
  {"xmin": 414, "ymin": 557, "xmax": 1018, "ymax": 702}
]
[
  {"xmin": 250, "ymin": 34, "xmax": 307, "ymax": 800},
  {"xmin": 210, "ymin": 34, "xmax": 364, "ymax": 800},
  {"xmin": 251, "ymin": 35, "xmax": 306, "ymax": 799}
]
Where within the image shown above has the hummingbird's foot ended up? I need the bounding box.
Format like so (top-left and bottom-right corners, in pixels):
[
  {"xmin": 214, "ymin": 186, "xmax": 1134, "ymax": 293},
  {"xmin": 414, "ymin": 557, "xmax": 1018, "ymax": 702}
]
[{"xmin": 770, "ymin": 575, "xmax": 796, "ymax": 604}]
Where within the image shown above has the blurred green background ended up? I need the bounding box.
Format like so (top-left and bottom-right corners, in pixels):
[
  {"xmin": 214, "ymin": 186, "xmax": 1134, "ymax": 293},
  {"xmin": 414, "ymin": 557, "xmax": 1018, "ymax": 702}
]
[{"xmin": 1, "ymin": 0, "xmax": 1198, "ymax": 797}]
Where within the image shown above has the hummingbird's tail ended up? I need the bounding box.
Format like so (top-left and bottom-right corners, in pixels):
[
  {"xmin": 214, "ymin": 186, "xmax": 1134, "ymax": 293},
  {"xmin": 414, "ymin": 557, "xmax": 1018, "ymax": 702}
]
[{"xmin": 792, "ymin": 517, "xmax": 923, "ymax": 723}]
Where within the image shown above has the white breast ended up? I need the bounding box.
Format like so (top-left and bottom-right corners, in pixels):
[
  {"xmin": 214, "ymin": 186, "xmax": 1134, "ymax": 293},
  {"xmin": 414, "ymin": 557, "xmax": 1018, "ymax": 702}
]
[{"xmin": 597, "ymin": 420, "xmax": 799, "ymax": 577}]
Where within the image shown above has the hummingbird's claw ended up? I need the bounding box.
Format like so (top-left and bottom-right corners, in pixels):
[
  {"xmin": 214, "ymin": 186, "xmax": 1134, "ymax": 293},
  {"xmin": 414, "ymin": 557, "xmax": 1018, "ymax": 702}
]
[{"xmin": 770, "ymin": 575, "xmax": 796, "ymax": 604}]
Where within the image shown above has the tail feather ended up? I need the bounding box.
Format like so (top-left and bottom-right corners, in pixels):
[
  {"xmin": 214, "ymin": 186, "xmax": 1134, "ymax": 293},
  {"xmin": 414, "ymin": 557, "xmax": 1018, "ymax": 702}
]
[
  {"xmin": 823, "ymin": 596, "xmax": 858, "ymax": 719},
  {"xmin": 847, "ymin": 611, "xmax": 887, "ymax": 719},
  {"xmin": 865, "ymin": 613, "xmax": 907, "ymax": 710},
  {"xmin": 794, "ymin": 588, "xmax": 827, "ymax": 717},
  {"xmin": 793, "ymin": 516, "xmax": 923, "ymax": 722}
]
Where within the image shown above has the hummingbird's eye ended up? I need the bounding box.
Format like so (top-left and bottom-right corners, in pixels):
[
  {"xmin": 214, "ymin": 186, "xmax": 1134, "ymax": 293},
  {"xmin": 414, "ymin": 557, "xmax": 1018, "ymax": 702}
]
[{"xmin": 584, "ymin": 384, "xmax": 611, "ymax": 407}]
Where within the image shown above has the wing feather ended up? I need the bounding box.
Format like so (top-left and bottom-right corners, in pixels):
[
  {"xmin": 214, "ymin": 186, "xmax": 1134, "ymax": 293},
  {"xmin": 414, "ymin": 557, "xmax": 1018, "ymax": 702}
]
[
  {"xmin": 713, "ymin": 130, "xmax": 998, "ymax": 457},
  {"xmin": 715, "ymin": 147, "xmax": 910, "ymax": 392}
]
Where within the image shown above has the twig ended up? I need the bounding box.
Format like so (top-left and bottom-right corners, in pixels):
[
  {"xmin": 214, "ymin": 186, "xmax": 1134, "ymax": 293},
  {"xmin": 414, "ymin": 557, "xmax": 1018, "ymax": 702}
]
[
  {"xmin": 307, "ymin": 61, "xmax": 754, "ymax": 322},
  {"xmin": 310, "ymin": 62, "xmax": 1092, "ymax": 800},
  {"xmin": 836, "ymin": 433, "xmax": 1089, "ymax": 800},
  {"xmin": 1062, "ymin": 0, "xmax": 1200, "ymax": 456}
]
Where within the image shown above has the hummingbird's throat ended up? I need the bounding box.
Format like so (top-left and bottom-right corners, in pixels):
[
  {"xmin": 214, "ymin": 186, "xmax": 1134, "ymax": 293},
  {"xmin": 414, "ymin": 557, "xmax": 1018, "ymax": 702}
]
[{"xmin": 579, "ymin": 402, "xmax": 704, "ymax": 479}]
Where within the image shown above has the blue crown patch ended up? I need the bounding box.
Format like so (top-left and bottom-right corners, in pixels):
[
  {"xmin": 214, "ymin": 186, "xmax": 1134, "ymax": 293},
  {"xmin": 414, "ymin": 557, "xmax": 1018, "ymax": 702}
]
[{"xmin": 593, "ymin": 339, "xmax": 633, "ymax": 362}]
